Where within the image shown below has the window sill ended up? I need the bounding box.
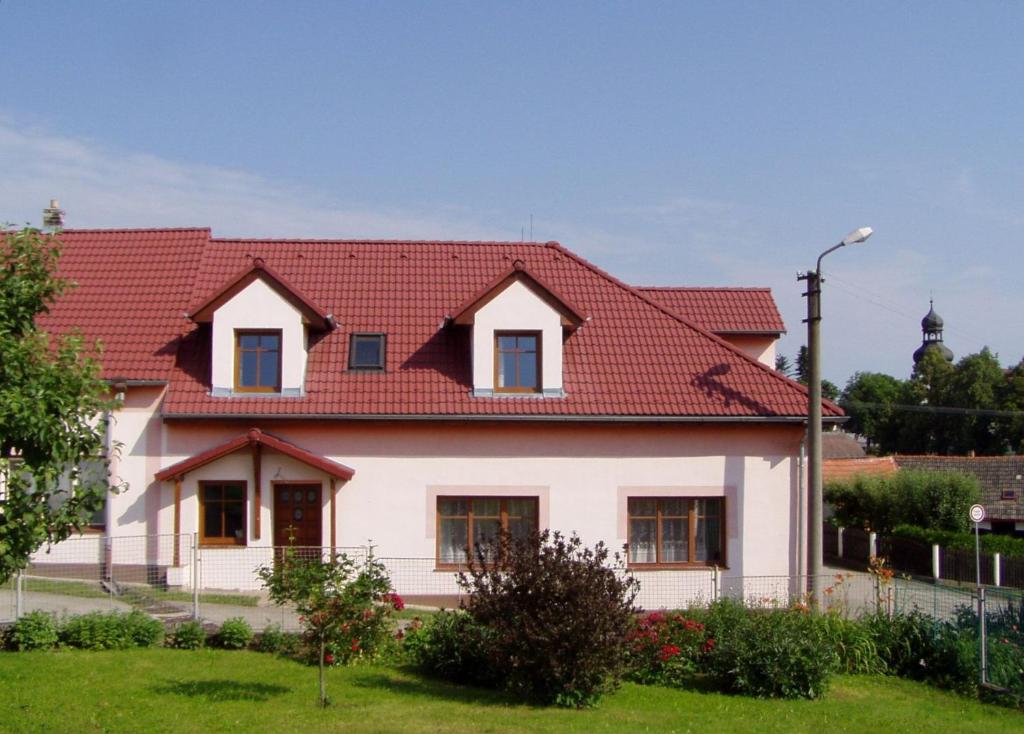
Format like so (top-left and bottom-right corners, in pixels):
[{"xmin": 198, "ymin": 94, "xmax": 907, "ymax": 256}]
[
  {"xmin": 210, "ymin": 387, "xmax": 304, "ymax": 398},
  {"xmin": 471, "ymin": 388, "xmax": 566, "ymax": 399},
  {"xmin": 200, "ymin": 541, "xmax": 248, "ymax": 548}
]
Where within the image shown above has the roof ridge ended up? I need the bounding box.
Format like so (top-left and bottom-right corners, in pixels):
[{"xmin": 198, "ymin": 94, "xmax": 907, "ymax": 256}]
[
  {"xmin": 59, "ymin": 227, "xmax": 212, "ymax": 234},
  {"xmin": 208, "ymin": 237, "xmax": 558, "ymax": 246},
  {"xmin": 896, "ymin": 454, "xmax": 1024, "ymax": 461},
  {"xmin": 636, "ymin": 285, "xmax": 773, "ymax": 292},
  {"xmin": 548, "ymin": 243, "xmax": 837, "ymax": 416}
]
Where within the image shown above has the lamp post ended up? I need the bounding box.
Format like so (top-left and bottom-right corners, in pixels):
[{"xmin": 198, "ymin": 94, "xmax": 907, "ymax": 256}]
[{"xmin": 801, "ymin": 226, "xmax": 873, "ymax": 604}]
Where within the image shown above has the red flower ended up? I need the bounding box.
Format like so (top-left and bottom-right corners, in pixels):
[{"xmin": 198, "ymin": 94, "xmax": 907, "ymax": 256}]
[
  {"xmin": 703, "ymin": 638, "xmax": 715, "ymax": 653},
  {"xmin": 384, "ymin": 592, "xmax": 405, "ymax": 611},
  {"xmin": 659, "ymin": 644, "xmax": 681, "ymax": 661},
  {"xmin": 350, "ymin": 639, "xmax": 361, "ymax": 651},
  {"xmin": 647, "ymin": 611, "xmax": 666, "ymax": 625},
  {"xmin": 324, "ymin": 652, "xmax": 335, "ymax": 665}
]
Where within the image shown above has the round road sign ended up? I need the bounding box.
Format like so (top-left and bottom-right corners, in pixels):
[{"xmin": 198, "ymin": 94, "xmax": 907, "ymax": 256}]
[{"xmin": 969, "ymin": 504, "xmax": 986, "ymax": 523}]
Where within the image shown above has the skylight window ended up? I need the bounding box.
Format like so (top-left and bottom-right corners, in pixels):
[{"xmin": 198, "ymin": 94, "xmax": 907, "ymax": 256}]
[{"xmin": 349, "ymin": 333, "xmax": 386, "ymax": 370}]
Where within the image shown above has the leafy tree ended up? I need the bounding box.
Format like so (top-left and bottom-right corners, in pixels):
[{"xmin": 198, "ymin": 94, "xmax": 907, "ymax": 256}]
[
  {"xmin": 997, "ymin": 358, "xmax": 1024, "ymax": 453},
  {"xmin": 794, "ymin": 346, "xmax": 840, "ymax": 401},
  {"xmin": 944, "ymin": 348, "xmax": 1006, "ymax": 455},
  {"xmin": 840, "ymin": 372, "xmax": 904, "ymax": 452},
  {"xmin": 0, "ymin": 228, "xmax": 116, "ymax": 583},
  {"xmin": 825, "ymin": 469, "xmax": 980, "ymax": 534},
  {"xmin": 774, "ymin": 353, "xmax": 793, "ymax": 378},
  {"xmin": 895, "ymin": 349, "xmax": 956, "ymax": 454},
  {"xmin": 257, "ymin": 546, "xmax": 400, "ymax": 707}
]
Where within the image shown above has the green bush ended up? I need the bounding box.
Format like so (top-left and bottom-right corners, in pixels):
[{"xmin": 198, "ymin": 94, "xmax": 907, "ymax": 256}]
[
  {"xmin": 168, "ymin": 620, "xmax": 206, "ymax": 649},
  {"xmin": 459, "ymin": 530, "xmax": 639, "ymax": 708},
  {"xmin": 892, "ymin": 524, "xmax": 1024, "ymax": 559},
  {"xmin": 625, "ymin": 611, "xmax": 712, "ymax": 686},
  {"xmin": 815, "ymin": 613, "xmax": 882, "ymax": 674},
  {"xmin": 256, "ymin": 624, "xmax": 302, "ymax": 656},
  {"xmin": 10, "ymin": 611, "xmax": 58, "ymax": 651},
  {"xmin": 864, "ymin": 610, "xmax": 976, "ymax": 695},
  {"xmin": 953, "ymin": 602, "xmax": 1024, "ymax": 701},
  {"xmin": 216, "ymin": 617, "xmax": 253, "ymax": 650},
  {"xmin": 60, "ymin": 610, "xmax": 163, "ymax": 650},
  {"xmin": 826, "ymin": 469, "xmax": 980, "ymax": 533},
  {"xmin": 403, "ymin": 610, "xmax": 498, "ymax": 686},
  {"xmin": 701, "ymin": 601, "xmax": 838, "ymax": 699}
]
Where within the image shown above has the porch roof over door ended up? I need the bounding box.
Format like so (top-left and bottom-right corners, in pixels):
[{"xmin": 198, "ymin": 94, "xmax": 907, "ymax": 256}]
[{"xmin": 154, "ymin": 427, "xmax": 355, "ymax": 481}]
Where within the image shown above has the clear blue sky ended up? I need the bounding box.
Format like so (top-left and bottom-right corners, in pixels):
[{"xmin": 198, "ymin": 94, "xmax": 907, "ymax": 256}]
[{"xmin": 3, "ymin": 1, "xmax": 1022, "ymax": 386}]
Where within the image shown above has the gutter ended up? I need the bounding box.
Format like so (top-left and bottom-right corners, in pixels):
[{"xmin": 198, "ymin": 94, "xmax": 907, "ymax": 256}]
[
  {"xmin": 105, "ymin": 379, "xmax": 168, "ymax": 387},
  {"xmin": 161, "ymin": 412, "xmax": 846, "ymax": 425}
]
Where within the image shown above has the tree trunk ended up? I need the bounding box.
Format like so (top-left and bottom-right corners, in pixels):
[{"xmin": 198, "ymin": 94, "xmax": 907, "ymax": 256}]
[{"xmin": 318, "ymin": 637, "xmax": 327, "ymax": 707}]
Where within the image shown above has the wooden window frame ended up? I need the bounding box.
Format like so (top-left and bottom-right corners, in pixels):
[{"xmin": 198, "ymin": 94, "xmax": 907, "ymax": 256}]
[
  {"xmin": 234, "ymin": 329, "xmax": 282, "ymax": 393},
  {"xmin": 626, "ymin": 497, "xmax": 726, "ymax": 569},
  {"xmin": 435, "ymin": 496, "xmax": 539, "ymax": 570},
  {"xmin": 199, "ymin": 480, "xmax": 248, "ymax": 547},
  {"xmin": 493, "ymin": 331, "xmax": 541, "ymax": 393},
  {"xmin": 348, "ymin": 333, "xmax": 387, "ymax": 371}
]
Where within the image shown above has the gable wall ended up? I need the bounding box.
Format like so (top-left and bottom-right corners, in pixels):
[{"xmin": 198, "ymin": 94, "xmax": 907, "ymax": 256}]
[
  {"xmin": 471, "ymin": 280, "xmax": 564, "ymax": 392},
  {"xmin": 210, "ymin": 279, "xmax": 307, "ymax": 393}
]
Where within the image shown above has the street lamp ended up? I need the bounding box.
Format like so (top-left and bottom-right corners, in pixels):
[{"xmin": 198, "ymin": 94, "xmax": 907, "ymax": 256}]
[{"xmin": 801, "ymin": 226, "xmax": 873, "ymax": 604}]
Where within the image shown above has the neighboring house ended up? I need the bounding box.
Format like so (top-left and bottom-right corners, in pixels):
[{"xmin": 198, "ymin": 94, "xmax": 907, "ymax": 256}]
[
  {"xmin": 35, "ymin": 228, "xmax": 835, "ymax": 597},
  {"xmin": 894, "ymin": 456, "xmax": 1024, "ymax": 535},
  {"xmin": 636, "ymin": 287, "xmax": 785, "ymax": 368},
  {"xmin": 822, "ymin": 452, "xmax": 1024, "ymax": 536}
]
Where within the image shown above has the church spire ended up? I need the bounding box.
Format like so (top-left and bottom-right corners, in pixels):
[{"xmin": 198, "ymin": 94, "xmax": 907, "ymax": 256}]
[{"xmin": 913, "ymin": 299, "xmax": 954, "ymax": 364}]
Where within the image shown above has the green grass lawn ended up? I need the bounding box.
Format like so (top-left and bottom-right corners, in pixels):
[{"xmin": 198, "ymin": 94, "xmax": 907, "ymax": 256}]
[{"xmin": 0, "ymin": 650, "xmax": 1019, "ymax": 734}]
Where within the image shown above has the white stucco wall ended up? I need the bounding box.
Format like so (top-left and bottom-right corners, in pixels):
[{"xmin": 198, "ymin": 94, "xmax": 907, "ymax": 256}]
[
  {"xmin": 153, "ymin": 421, "xmax": 802, "ymax": 594},
  {"xmin": 210, "ymin": 278, "xmax": 307, "ymax": 393},
  {"xmin": 722, "ymin": 335, "xmax": 777, "ymax": 368},
  {"xmin": 470, "ymin": 280, "xmax": 564, "ymax": 392}
]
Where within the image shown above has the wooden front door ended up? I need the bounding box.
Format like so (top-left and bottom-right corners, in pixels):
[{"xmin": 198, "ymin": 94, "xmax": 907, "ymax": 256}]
[{"xmin": 274, "ymin": 484, "xmax": 323, "ymax": 548}]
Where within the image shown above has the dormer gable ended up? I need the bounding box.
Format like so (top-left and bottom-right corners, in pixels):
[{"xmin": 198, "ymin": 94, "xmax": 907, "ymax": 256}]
[
  {"xmin": 188, "ymin": 258, "xmax": 334, "ymax": 330},
  {"xmin": 448, "ymin": 263, "xmax": 587, "ymax": 397},
  {"xmin": 187, "ymin": 259, "xmax": 334, "ymax": 396}
]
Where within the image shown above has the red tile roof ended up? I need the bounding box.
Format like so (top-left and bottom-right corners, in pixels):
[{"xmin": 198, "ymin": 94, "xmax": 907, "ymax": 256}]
[
  {"xmin": 637, "ymin": 287, "xmax": 786, "ymax": 335},
  {"xmin": 35, "ymin": 228, "xmax": 209, "ymax": 381},
  {"xmin": 40, "ymin": 229, "xmax": 834, "ymax": 421},
  {"xmin": 188, "ymin": 257, "xmax": 334, "ymax": 331},
  {"xmin": 823, "ymin": 456, "xmax": 898, "ymax": 484},
  {"xmin": 449, "ymin": 262, "xmax": 586, "ymax": 328}
]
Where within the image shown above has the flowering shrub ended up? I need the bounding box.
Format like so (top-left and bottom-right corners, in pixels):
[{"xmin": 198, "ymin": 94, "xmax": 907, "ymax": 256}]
[{"xmin": 625, "ymin": 611, "xmax": 713, "ymax": 686}]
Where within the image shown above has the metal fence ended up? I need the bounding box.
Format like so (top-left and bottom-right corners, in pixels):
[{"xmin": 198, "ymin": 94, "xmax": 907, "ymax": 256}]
[
  {"xmin": 826, "ymin": 524, "xmax": 1024, "ymax": 590},
  {"xmin": 3, "ymin": 533, "xmax": 1021, "ymax": 630}
]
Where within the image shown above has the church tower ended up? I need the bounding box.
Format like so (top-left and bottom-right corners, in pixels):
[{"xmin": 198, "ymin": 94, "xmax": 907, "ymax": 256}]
[{"xmin": 913, "ymin": 299, "xmax": 954, "ymax": 365}]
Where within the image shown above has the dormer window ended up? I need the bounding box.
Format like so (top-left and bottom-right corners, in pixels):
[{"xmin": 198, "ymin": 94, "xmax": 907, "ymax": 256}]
[
  {"xmin": 495, "ymin": 332, "xmax": 540, "ymax": 392},
  {"xmin": 235, "ymin": 330, "xmax": 281, "ymax": 392},
  {"xmin": 349, "ymin": 333, "xmax": 386, "ymax": 370}
]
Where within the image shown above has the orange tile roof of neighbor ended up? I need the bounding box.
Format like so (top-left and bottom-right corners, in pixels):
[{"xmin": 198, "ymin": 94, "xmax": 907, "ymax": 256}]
[
  {"xmin": 637, "ymin": 287, "xmax": 786, "ymax": 335},
  {"xmin": 36, "ymin": 228, "xmax": 837, "ymax": 422}
]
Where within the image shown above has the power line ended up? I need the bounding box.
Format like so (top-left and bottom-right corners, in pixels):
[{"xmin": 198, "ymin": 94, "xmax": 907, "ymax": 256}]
[{"xmin": 845, "ymin": 400, "xmax": 1024, "ymax": 419}]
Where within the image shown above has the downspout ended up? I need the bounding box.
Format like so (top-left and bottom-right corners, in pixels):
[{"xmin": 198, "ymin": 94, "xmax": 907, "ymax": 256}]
[{"xmin": 797, "ymin": 435, "xmax": 806, "ymax": 593}]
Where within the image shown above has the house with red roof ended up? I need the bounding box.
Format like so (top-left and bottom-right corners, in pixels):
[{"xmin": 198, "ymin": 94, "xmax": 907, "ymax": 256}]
[{"xmin": 36, "ymin": 228, "xmax": 835, "ymax": 601}]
